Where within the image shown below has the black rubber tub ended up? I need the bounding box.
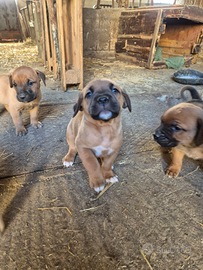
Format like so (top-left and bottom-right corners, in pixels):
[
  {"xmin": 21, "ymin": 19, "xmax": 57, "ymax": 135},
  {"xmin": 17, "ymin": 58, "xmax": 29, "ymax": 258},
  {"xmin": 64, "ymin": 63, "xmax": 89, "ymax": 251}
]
[{"xmin": 173, "ymin": 69, "xmax": 203, "ymax": 85}]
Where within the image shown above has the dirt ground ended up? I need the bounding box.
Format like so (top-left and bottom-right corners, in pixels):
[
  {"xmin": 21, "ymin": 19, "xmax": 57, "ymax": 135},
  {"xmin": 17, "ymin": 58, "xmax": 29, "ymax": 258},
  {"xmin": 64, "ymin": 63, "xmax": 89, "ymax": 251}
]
[{"xmin": 0, "ymin": 41, "xmax": 203, "ymax": 270}]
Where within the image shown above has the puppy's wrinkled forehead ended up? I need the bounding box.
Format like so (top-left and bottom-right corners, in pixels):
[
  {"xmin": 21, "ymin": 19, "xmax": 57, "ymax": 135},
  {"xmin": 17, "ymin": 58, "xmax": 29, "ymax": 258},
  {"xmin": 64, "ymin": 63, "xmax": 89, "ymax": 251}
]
[
  {"xmin": 84, "ymin": 79, "xmax": 120, "ymax": 94},
  {"xmin": 12, "ymin": 67, "xmax": 37, "ymax": 84},
  {"xmin": 162, "ymin": 103, "xmax": 202, "ymax": 125}
]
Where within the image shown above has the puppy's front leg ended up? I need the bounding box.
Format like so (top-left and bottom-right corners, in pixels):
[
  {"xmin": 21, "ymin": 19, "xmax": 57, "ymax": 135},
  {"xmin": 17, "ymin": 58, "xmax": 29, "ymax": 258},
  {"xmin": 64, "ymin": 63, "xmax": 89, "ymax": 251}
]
[
  {"xmin": 101, "ymin": 150, "xmax": 119, "ymax": 183},
  {"xmin": 30, "ymin": 105, "xmax": 43, "ymax": 128},
  {"xmin": 77, "ymin": 145, "xmax": 105, "ymax": 192},
  {"xmin": 165, "ymin": 148, "xmax": 184, "ymax": 177},
  {"xmin": 8, "ymin": 106, "xmax": 27, "ymax": 136}
]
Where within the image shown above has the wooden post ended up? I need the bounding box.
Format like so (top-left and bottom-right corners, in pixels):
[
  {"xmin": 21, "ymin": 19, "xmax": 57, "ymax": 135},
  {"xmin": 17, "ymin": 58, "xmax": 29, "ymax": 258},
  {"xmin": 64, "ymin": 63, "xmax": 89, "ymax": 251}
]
[
  {"xmin": 33, "ymin": 2, "xmax": 43, "ymax": 57},
  {"xmin": 56, "ymin": 0, "xmax": 66, "ymax": 90},
  {"xmin": 96, "ymin": 0, "xmax": 100, "ymax": 9},
  {"xmin": 39, "ymin": 0, "xmax": 46, "ymax": 65},
  {"xmin": 112, "ymin": 0, "xmax": 114, "ymax": 8},
  {"xmin": 147, "ymin": 10, "xmax": 163, "ymax": 69},
  {"xmin": 47, "ymin": 0, "xmax": 60, "ymax": 77},
  {"xmin": 78, "ymin": 0, "xmax": 83, "ymax": 89},
  {"xmin": 42, "ymin": 0, "xmax": 51, "ymax": 70}
]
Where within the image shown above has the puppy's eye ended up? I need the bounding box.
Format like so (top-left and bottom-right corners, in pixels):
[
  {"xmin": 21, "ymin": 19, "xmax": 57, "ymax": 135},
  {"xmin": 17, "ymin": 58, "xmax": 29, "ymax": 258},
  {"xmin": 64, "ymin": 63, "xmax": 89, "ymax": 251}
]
[
  {"xmin": 28, "ymin": 81, "xmax": 35, "ymax": 86},
  {"xmin": 171, "ymin": 126, "xmax": 182, "ymax": 132},
  {"xmin": 13, "ymin": 82, "xmax": 17, "ymax": 87},
  {"xmin": 111, "ymin": 87, "xmax": 119, "ymax": 93},
  {"xmin": 85, "ymin": 91, "xmax": 92, "ymax": 98}
]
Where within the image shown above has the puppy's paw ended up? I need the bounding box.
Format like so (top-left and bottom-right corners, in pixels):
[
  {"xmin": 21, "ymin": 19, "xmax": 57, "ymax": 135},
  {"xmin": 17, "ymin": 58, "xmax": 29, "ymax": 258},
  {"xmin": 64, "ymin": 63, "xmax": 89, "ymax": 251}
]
[
  {"xmin": 164, "ymin": 165, "xmax": 181, "ymax": 178},
  {"xmin": 94, "ymin": 185, "xmax": 105, "ymax": 193},
  {"xmin": 63, "ymin": 161, "xmax": 73, "ymax": 167},
  {"xmin": 32, "ymin": 121, "xmax": 43, "ymax": 129},
  {"xmin": 62, "ymin": 154, "xmax": 74, "ymax": 167},
  {"xmin": 16, "ymin": 126, "xmax": 27, "ymax": 136},
  {"xmin": 106, "ymin": 175, "xmax": 118, "ymax": 183},
  {"xmin": 89, "ymin": 176, "xmax": 105, "ymax": 193}
]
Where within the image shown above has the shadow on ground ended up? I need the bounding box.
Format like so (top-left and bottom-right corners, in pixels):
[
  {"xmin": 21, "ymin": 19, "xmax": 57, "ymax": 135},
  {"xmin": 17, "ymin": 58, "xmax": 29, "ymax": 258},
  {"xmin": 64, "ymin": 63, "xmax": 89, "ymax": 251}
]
[{"xmin": 0, "ymin": 57, "xmax": 203, "ymax": 269}]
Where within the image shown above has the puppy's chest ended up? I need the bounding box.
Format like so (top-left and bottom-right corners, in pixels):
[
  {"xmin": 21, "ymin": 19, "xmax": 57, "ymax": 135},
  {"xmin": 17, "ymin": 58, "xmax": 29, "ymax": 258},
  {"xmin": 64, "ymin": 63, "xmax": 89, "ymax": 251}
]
[
  {"xmin": 177, "ymin": 145, "xmax": 203, "ymax": 160},
  {"xmin": 92, "ymin": 145, "xmax": 114, "ymax": 157}
]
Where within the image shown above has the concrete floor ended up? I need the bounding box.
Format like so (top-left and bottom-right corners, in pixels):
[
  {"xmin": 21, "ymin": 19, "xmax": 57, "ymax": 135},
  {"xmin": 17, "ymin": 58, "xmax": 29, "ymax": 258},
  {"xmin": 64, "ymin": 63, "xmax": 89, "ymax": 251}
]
[{"xmin": 1, "ymin": 57, "xmax": 203, "ymax": 269}]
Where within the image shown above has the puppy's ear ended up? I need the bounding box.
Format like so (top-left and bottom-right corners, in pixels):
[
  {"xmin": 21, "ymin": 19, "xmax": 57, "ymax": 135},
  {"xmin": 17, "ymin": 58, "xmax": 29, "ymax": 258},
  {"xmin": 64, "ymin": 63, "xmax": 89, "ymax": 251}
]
[
  {"xmin": 122, "ymin": 91, "xmax": 131, "ymax": 112},
  {"xmin": 9, "ymin": 70, "xmax": 14, "ymax": 88},
  {"xmin": 35, "ymin": 70, "xmax": 46, "ymax": 86},
  {"xmin": 73, "ymin": 93, "xmax": 83, "ymax": 117},
  {"xmin": 194, "ymin": 118, "xmax": 203, "ymax": 146}
]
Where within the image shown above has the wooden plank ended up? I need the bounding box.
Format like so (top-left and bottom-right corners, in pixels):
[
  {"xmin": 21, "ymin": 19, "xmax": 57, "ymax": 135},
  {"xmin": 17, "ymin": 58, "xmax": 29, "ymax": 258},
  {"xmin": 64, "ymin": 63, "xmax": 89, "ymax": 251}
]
[
  {"xmin": 159, "ymin": 39, "xmax": 193, "ymax": 49},
  {"xmin": 78, "ymin": 0, "xmax": 83, "ymax": 89},
  {"xmin": 180, "ymin": 5, "xmax": 203, "ymax": 23},
  {"xmin": 125, "ymin": 44, "xmax": 150, "ymax": 53},
  {"xmin": 147, "ymin": 9, "xmax": 163, "ymax": 69},
  {"xmin": 56, "ymin": 0, "xmax": 66, "ymax": 91},
  {"xmin": 118, "ymin": 13, "xmax": 158, "ymax": 36},
  {"xmin": 42, "ymin": 0, "xmax": 51, "ymax": 70},
  {"xmin": 0, "ymin": 30, "xmax": 22, "ymax": 40},
  {"xmin": 47, "ymin": 0, "xmax": 59, "ymax": 78},
  {"xmin": 116, "ymin": 53, "xmax": 147, "ymax": 67},
  {"xmin": 39, "ymin": 0, "xmax": 46, "ymax": 66},
  {"xmin": 97, "ymin": 0, "xmax": 100, "ymax": 9},
  {"xmin": 15, "ymin": 3, "xmax": 26, "ymax": 41},
  {"xmin": 21, "ymin": 8, "xmax": 31, "ymax": 37},
  {"xmin": 33, "ymin": 2, "xmax": 42, "ymax": 58},
  {"xmin": 63, "ymin": 0, "xmax": 71, "ymax": 65},
  {"xmin": 117, "ymin": 34, "xmax": 153, "ymax": 39}
]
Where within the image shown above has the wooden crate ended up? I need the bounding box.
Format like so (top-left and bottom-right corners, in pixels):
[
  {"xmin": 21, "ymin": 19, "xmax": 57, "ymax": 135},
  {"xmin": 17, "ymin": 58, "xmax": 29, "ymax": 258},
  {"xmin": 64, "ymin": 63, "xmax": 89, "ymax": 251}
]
[
  {"xmin": 115, "ymin": 5, "xmax": 203, "ymax": 69},
  {"xmin": 40, "ymin": 0, "xmax": 83, "ymax": 90}
]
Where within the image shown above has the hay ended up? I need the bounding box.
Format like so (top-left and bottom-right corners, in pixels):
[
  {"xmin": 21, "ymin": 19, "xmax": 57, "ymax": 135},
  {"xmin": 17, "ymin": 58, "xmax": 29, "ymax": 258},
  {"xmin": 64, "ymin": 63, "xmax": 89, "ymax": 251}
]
[{"xmin": 0, "ymin": 38, "xmax": 43, "ymax": 71}]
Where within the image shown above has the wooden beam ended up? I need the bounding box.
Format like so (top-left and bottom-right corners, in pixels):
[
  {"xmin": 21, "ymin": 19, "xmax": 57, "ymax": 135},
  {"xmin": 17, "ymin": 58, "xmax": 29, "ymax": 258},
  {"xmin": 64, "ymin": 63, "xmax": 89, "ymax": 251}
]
[
  {"xmin": 42, "ymin": 0, "xmax": 51, "ymax": 71},
  {"xmin": 39, "ymin": 0, "xmax": 46, "ymax": 66},
  {"xmin": 56, "ymin": 0, "xmax": 66, "ymax": 91},
  {"xmin": 147, "ymin": 9, "xmax": 163, "ymax": 69},
  {"xmin": 47, "ymin": 0, "xmax": 60, "ymax": 78}
]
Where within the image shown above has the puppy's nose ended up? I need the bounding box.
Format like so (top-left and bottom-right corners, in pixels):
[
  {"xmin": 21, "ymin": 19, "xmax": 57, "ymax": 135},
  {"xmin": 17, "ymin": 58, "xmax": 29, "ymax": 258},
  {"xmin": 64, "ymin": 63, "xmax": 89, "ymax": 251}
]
[
  {"xmin": 97, "ymin": 96, "xmax": 109, "ymax": 104},
  {"xmin": 153, "ymin": 133, "xmax": 158, "ymax": 140},
  {"xmin": 19, "ymin": 93, "xmax": 26, "ymax": 100},
  {"xmin": 153, "ymin": 130, "xmax": 161, "ymax": 140}
]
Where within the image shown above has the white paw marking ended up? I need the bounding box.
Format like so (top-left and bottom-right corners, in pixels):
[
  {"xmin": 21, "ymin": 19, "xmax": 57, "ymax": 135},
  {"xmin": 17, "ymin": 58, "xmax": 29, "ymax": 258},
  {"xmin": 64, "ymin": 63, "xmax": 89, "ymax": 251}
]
[
  {"xmin": 106, "ymin": 176, "xmax": 118, "ymax": 183},
  {"xmin": 94, "ymin": 185, "xmax": 105, "ymax": 193},
  {"xmin": 111, "ymin": 165, "xmax": 114, "ymax": 170},
  {"xmin": 63, "ymin": 161, "xmax": 73, "ymax": 167},
  {"xmin": 92, "ymin": 145, "xmax": 113, "ymax": 157}
]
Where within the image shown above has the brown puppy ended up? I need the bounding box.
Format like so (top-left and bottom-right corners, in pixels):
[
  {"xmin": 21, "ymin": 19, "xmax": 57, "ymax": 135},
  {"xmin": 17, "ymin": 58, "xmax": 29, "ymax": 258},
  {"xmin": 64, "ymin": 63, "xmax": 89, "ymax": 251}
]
[
  {"xmin": 62, "ymin": 79, "xmax": 131, "ymax": 192},
  {"xmin": 0, "ymin": 66, "xmax": 46, "ymax": 136},
  {"xmin": 154, "ymin": 86, "xmax": 203, "ymax": 177}
]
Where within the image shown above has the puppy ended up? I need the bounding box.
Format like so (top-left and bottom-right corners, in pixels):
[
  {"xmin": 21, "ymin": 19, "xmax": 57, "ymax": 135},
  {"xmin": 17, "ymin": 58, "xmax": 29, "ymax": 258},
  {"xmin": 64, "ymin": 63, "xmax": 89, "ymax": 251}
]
[
  {"xmin": 154, "ymin": 86, "xmax": 203, "ymax": 177},
  {"xmin": 0, "ymin": 66, "xmax": 46, "ymax": 136},
  {"xmin": 62, "ymin": 79, "xmax": 131, "ymax": 192}
]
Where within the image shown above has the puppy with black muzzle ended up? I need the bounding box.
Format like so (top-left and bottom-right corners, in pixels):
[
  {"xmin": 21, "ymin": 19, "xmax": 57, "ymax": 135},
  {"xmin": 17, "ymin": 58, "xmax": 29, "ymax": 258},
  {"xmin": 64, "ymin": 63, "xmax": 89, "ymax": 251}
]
[
  {"xmin": 154, "ymin": 86, "xmax": 203, "ymax": 177},
  {"xmin": 62, "ymin": 79, "xmax": 131, "ymax": 192},
  {"xmin": 0, "ymin": 66, "xmax": 46, "ymax": 136}
]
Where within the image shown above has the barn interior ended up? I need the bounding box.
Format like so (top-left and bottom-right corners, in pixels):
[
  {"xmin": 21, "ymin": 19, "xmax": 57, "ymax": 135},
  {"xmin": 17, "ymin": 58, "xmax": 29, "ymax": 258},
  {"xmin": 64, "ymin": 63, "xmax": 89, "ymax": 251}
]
[{"xmin": 0, "ymin": 0, "xmax": 203, "ymax": 269}]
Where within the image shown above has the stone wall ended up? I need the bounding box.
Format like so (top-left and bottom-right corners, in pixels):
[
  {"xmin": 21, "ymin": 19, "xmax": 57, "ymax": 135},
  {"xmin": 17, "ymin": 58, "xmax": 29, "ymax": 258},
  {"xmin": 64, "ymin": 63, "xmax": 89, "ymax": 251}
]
[{"xmin": 83, "ymin": 8, "xmax": 122, "ymax": 59}]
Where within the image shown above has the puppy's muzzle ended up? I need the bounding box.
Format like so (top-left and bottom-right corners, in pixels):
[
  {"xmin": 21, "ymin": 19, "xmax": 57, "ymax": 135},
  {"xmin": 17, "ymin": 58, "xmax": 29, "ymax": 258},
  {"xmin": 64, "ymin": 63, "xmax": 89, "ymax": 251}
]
[
  {"xmin": 153, "ymin": 127, "xmax": 178, "ymax": 148},
  {"xmin": 17, "ymin": 89, "xmax": 37, "ymax": 103},
  {"xmin": 97, "ymin": 95, "xmax": 109, "ymax": 105}
]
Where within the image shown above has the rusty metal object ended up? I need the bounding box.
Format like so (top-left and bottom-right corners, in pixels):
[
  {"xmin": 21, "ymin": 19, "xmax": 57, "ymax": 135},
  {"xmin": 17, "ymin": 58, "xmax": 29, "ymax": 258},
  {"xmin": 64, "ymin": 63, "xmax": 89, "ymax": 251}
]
[{"xmin": 0, "ymin": 1, "xmax": 23, "ymax": 41}]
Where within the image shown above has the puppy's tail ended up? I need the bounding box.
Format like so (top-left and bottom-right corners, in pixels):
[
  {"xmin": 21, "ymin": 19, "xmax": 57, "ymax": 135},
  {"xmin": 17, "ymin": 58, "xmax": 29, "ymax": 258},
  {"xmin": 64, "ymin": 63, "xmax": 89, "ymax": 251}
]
[{"xmin": 180, "ymin": 85, "xmax": 202, "ymax": 100}]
